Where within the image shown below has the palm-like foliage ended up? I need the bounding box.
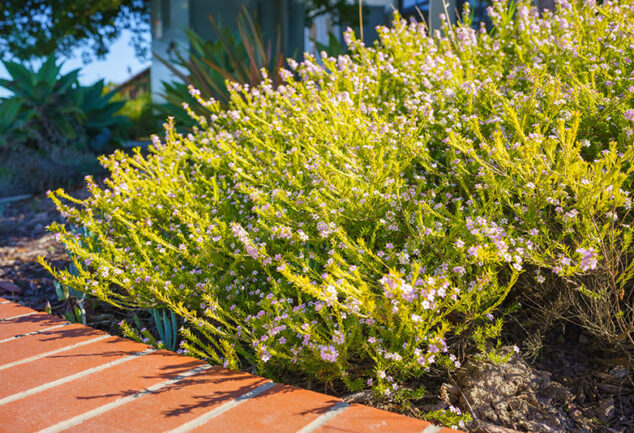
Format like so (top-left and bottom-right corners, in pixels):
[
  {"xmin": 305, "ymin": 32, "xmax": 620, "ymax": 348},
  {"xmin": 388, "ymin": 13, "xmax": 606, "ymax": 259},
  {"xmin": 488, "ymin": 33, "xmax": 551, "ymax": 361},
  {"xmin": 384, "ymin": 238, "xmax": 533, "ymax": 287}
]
[
  {"xmin": 156, "ymin": 7, "xmax": 285, "ymax": 128},
  {"xmin": 0, "ymin": 55, "xmax": 129, "ymax": 152}
]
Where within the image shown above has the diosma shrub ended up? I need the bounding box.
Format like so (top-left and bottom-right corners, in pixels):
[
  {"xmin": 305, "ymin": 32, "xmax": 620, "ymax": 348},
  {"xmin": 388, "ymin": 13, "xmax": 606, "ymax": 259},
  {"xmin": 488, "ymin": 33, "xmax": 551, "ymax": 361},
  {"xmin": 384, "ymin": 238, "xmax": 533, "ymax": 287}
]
[{"xmin": 42, "ymin": 0, "xmax": 634, "ymax": 413}]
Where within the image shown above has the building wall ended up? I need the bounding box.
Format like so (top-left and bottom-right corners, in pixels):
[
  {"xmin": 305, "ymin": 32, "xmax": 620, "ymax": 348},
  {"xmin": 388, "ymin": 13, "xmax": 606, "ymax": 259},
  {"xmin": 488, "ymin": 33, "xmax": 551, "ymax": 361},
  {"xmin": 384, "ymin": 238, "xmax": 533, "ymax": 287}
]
[
  {"xmin": 151, "ymin": 0, "xmax": 190, "ymax": 104},
  {"xmin": 364, "ymin": 0, "xmax": 399, "ymax": 43},
  {"xmin": 189, "ymin": 0, "xmax": 304, "ymax": 58}
]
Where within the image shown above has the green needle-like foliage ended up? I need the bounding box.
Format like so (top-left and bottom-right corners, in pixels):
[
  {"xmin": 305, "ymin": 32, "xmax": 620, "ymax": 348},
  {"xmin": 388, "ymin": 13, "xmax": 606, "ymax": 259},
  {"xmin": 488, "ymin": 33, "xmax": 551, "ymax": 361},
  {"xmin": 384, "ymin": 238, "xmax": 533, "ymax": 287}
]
[{"xmin": 42, "ymin": 2, "xmax": 634, "ymax": 428}]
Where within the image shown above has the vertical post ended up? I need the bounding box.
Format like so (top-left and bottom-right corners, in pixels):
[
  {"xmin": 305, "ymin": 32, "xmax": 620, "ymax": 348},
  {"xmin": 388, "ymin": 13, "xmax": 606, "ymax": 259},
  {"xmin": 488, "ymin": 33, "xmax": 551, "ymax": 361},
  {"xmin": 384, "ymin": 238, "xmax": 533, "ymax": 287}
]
[{"xmin": 359, "ymin": 0, "xmax": 364, "ymax": 42}]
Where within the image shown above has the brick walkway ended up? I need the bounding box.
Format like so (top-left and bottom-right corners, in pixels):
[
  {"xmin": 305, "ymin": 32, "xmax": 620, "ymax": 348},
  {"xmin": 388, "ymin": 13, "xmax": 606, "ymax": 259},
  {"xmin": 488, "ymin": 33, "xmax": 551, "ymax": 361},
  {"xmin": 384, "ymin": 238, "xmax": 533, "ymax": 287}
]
[{"xmin": 0, "ymin": 298, "xmax": 462, "ymax": 433}]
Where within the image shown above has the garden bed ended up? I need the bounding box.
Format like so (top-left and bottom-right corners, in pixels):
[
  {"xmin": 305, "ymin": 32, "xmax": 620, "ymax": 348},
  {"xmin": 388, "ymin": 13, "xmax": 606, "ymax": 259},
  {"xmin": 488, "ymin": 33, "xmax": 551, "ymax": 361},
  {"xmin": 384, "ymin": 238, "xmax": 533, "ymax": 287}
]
[
  {"xmin": 0, "ymin": 188, "xmax": 127, "ymax": 335},
  {"xmin": 3, "ymin": 2, "xmax": 634, "ymax": 432},
  {"xmin": 1, "ymin": 192, "xmax": 632, "ymax": 433}
]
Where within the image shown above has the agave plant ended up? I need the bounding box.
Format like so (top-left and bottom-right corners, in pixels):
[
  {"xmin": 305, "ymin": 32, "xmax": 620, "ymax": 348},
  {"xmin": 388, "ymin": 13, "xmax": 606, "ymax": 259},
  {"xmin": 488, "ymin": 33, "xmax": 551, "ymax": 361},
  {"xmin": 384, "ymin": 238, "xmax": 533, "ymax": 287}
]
[
  {"xmin": 0, "ymin": 55, "xmax": 132, "ymax": 195},
  {"xmin": 156, "ymin": 7, "xmax": 285, "ymax": 128},
  {"xmin": 75, "ymin": 79, "xmax": 130, "ymax": 152},
  {"xmin": 0, "ymin": 98, "xmax": 27, "ymax": 148},
  {"xmin": 0, "ymin": 55, "xmax": 129, "ymax": 152}
]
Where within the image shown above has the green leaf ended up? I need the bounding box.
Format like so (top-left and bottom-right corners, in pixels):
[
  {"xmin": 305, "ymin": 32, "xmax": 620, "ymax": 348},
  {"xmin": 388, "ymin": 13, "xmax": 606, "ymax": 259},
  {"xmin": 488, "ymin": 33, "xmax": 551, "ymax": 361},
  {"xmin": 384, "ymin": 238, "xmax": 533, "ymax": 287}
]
[
  {"xmin": 3, "ymin": 61, "xmax": 33, "ymax": 87},
  {"xmin": 56, "ymin": 69, "xmax": 80, "ymax": 93},
  {"xmin": 37, "ymin": 55, "xmax": 61, "ymax": 87}
]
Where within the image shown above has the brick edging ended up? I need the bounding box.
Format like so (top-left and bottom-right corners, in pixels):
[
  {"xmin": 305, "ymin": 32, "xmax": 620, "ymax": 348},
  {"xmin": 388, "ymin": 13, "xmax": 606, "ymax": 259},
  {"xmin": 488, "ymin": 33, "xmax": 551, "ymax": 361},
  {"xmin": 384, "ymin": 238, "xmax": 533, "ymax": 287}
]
[{"xmin": 0, "ymin": 298, "xmax": 463, "ymax": 433}]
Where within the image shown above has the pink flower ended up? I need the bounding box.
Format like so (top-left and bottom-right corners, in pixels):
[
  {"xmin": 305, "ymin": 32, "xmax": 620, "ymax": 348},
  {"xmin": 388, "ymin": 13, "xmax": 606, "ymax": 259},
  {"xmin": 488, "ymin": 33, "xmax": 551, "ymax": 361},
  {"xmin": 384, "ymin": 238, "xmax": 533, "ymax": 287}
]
[
  {"xmin": 452, "ymin": 266, "xmax": 465, "ymax": 275},
  {"xmin": 333, "ymin": 331, "xmax": 345, "ymax": 345},
  {"xmin": 576, "ymin": 247, "xmax": 598, "ymax": 271},
  {"xmin": 319, "ymin": 345, "xmax": 338, "ymax": 363},
  {"xmin": 324, "ymin": 285, "xmax": 338, "ymax": 306}
]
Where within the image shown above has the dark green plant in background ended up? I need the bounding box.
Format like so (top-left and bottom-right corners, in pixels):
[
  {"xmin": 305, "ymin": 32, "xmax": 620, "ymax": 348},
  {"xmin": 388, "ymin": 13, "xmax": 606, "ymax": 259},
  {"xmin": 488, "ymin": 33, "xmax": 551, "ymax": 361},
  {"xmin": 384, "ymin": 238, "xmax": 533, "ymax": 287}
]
[
  {"xmin": 116, "ymin": 91, "xmax": 157, "ymax": 140},
  {"xmin": 156, "ymin": 8, "xmax": 285, "ymax": 129},
  {"xmin": 149, "ymin": 309, "xmax": 180, "ymax": 351},
  {"xmin": 0, "ymin": 98, "xmax": 27, "ymax": 148},
  {"xmin": 0, "ymin": 55, "xmax": 130, "ymax": 195},
  {"xmin": 304, "ymin": 0, "xmax": 366, "ymax": 29},
  {"xmin": 314, "ymin": 31, "xmax": 347, "ymax": 58},
  {"xmin": 53, "ymin": 277, "xmax": 87, "ymax": 325},
  {"xmin": 119, "ymin": 309, "xmax": 181, "ymax": 352},
  {"xmin": 0, "ymin": 55, "xmax": 129, "ymax": 152}
]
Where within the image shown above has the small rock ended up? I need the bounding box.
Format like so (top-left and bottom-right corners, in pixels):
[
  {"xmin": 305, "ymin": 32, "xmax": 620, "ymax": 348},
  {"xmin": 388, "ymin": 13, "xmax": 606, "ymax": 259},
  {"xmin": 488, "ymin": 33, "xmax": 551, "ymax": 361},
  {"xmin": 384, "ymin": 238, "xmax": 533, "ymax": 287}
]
[
  {"xmin": 567, "ymin": 403, "xmax": 585, "ymax": 424},
  {"xmin": 455, "ymin": 348, "xmax": 577, "ymax": 433},
  {"xmin": 0, "ymin": 280, "xmax": 22, "ymax": 293},
  {"xmin": 343, "ymin": 390, "xmax": 373, "ymax": 403},
  {"xmin": 476, "ymin": 422, "xmax": 523, "ymax": 433},
  {"xmin": 608, "ymin": 365, "xmax": 629, "ymax": 379},
  {"xmin": 439, "ymin": 383, "xmax": 459, "ymax": 405},
  {"xmin": 598, "ymin": 397, "xmax": 615, "ymax": 420}
]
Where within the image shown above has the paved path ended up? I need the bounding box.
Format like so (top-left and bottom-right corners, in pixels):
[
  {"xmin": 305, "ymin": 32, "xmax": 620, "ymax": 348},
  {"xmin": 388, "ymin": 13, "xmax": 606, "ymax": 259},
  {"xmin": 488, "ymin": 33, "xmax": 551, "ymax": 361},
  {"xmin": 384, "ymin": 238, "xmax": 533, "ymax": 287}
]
[{"xmin": 0, "ymin": 298, "xmax": 462, "ymax": 433}]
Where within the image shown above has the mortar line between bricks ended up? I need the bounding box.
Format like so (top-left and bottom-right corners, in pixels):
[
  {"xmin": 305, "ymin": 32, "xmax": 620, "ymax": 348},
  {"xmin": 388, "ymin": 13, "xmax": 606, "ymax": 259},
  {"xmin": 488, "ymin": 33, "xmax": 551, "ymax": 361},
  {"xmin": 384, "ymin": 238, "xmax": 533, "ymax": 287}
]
[
  {"xmin": 36, "ymin": 364, "xmax": 213, "ymax": 433},
  {"xmin": 0, "ymin": 335, "xmax": 110, "ymax": 371},
  {"xmin": 0, "ymin": 348, "xmax": 155, "ymax": 406},
  {"xmin": 0, "ymin": 300, "xmax": 10, "ymax": 304},
  {"xmin": 294, "ymin": 401, "xmax": 349, "ymax": 433},
  {"xmin": 166, "ymin": 381, "xmax": 277, "ymax": 433},
  {"xmin": 0, "ymin": 323, "xmax": 70, "ymax": 344},
  {"xmin": 422, "ymin": 425, "xmax": 443, "ymax": 433},
  {"xmin": 0, "ymin": 311, "xmax": 36, "ymax": 321}
]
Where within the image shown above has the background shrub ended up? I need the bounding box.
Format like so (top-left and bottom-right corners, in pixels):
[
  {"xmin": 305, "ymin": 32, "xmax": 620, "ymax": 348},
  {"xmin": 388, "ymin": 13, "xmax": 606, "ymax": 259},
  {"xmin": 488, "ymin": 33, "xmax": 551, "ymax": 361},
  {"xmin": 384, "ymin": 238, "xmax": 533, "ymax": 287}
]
[
  {"xmin": 0, "ymin": 55, "xmax": 129, "ymax": 195},
  {"xmin": 44, "ymin": 0, "xmax": 634, "ymax": 412},
  {"xmin": 110, "ymin": 81, "xmax": 160, "ymax": 141}
]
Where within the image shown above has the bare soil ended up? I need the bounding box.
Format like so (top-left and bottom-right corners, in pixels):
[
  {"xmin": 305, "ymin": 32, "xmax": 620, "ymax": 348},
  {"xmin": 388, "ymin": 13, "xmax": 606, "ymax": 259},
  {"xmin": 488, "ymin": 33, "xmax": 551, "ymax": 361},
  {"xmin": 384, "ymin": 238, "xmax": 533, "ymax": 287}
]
[
  {"xmin": 1, "ymin": 191, "xmax": 632, "ymax": 433},
  {"xmin": 0, "ymin": 188, "xmax": 128, "ymax": 334}
]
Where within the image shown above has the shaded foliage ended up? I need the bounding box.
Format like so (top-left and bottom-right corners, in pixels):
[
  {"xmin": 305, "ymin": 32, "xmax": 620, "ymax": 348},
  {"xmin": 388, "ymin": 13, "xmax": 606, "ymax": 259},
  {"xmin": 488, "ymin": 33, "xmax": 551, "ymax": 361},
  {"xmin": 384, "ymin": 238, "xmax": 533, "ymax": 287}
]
[{"xmin": 0, "ymin": 0, "xmax": 149, "ymax": 61}]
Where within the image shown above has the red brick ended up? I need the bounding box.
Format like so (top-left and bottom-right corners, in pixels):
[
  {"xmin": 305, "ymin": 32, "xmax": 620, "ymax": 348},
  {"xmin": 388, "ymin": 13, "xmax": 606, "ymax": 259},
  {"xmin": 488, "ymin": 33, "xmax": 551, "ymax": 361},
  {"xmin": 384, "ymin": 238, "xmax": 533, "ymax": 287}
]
[
  {"xmin": 0, "ymin": 349, "xmax": 203, "ymax": 432},
  {"xmin": 63, "ymin": 366, "xmax": 270, "ymax": 433},
  {"xmin": 0, "ymin": 312, "xmax": 67, "ymax": 340},
  {"xmin": 314, "ymin": 404, "xmax": 433, "ymax": 433},
  {"xmin": 190, "ymin": 383, "xmax": 343, "ymax": 433},
  {"xmin": 0, "ymin": 297, "xmax": 8, "ymax": 303},
  {"xmin": 0, "ymin": 323, "xmax": 104, "ymax": 366},
  {"xmin": 0, "ymin": 335, "xmax": 148, "ymax": 399},
  {"xmin": 0, "ymin": 302, "xmax": 35, "ymax": 319},
  {"xmin": 0, "ymin": 303, "xmax": 466, "ymax": 433}
]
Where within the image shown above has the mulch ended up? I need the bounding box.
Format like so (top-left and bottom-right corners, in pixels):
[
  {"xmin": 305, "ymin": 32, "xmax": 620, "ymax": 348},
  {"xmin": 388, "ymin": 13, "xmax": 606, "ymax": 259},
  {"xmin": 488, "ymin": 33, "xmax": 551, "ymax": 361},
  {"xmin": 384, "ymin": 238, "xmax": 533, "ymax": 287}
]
[{"xmin": 0, "ymin": 188, "xmax": 127, "ymax": 335}]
